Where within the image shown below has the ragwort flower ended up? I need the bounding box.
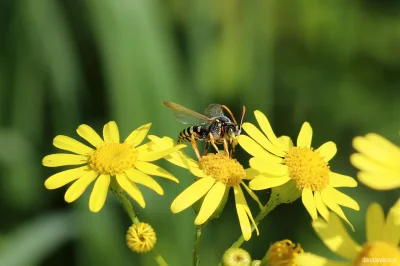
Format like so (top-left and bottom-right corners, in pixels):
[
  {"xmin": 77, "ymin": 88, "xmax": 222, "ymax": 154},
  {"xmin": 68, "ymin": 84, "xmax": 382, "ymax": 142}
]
[
  {"xmin": 350, "ymin": 133, "xmax": 400, "ymax": 190},
  {"xmin": 296, "ymin": 199, "xmax": 400, "ymax": 266},
  {"xmin": 238, "ymin": 111, "xmax": 359, "ymax": 230},
  {"xmin": 265, "ymin": 239, "xmax": 304, "ymax": 266},
  {"xmin": 148, "ymin": 136, "xmax": 261, "ymax": 241},
  {"xmin": 43, "ymin": 121, "xmax": 185, "ymax": 212}
]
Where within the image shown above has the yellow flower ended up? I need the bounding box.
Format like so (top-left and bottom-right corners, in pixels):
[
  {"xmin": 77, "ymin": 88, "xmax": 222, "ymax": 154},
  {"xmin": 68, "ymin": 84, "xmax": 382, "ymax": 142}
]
[
  {"xmin": 126, "ymin": 222, "xmax": 157, "ymax": 253},
  {"xmin": 148, "ymin": 136, "xmax": 261, "ymax": 241},
  {"xmin": 238, "ymin": 111, "xmax": 359, "ymax": 230},
  {"xmin": 350, "ymin": 133, "xmax": 400, "ymax": 190},
  {"xmin": 43, "ymin": 121, "xmax": 185, "ymax": 212},
  {"xmin": 265, "ymin": 239, "xmax": 304, "ymax": 266},
  {"xmin": 296, "ymin": 199, "xmax": 400, "ymax": 266}
]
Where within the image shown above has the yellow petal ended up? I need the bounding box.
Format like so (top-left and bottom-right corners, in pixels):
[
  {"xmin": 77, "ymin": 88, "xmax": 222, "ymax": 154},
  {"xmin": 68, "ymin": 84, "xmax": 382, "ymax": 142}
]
[
  {"xmin": 296, "ymin": 253, "xmax": 350, "ymax": 266},
  {"xmin": 249, "ymin": 175, "xmax": 290, "ymax": 190},
  {"xmin": 278, "ymin": 135, "xmax": 293, "ymax": 152},
  {"xmin": 234, "ymin": 186, "xmax": 253, "ymax": 241},
  {"xmin": 194, "ymin": 182, "xmax": 226, "ymax": 225},
  {"xmin": 382, "ymin": 198, "xmax": 400, "ymax": 246},
  {"xmin": 237, "ymin": 135, "xmax": 283, "ymax": 163},
  {"xmin": 53, "ymin": 135, "xmax": 93, "ymax": 155},
  {"xmin": 353, "ymin": 134, "xmax": 400, "ymax": 167},
  {"xmin": 241, "ymin": 182, "xmax": 263, "ymax": 209},
  {"xmin": 64, "ymin": 171, "xmax": 98, "ymax": 203},
  {"xmin": 125, "ymin": 168, "xmax": 163, "ymax": 195},
  {"xmin": 321, "ymin": 189, "xmax": 355, "ymax": 232},
  {"xmin": 243, "ymin": 168, "xmax": 262, "ymax": 180},
  {"xmin": 236, "ymin": 185, "xmax": 259, "ymax": 236},
  {"xmin": 135, "ymin": 161, "xmax": 178, "ymax": 183},
  {"xmin": 171, "ymin": 176, "xmax": 215, "ymax": 213},
  {"xmin": 302, "ymin": 188, "xmax": 317, "ymax": 220},
  {"xmin": 42, "ymin": 154, "xmax": 88, "ymax": 167},
  {"xmin": 116, "ymin": 174, "xmax": 145, "ymax": 208},
  {"xmin": 329, "ymin": 172, "xmax": 357, "ymax": 188},
  {"xmin": 249, "ymin": 157, "xmax": 288, "ymax": 176},
  {"xmin": 312, "ymin": 214, "xmax": 360, "ymax": 260},
  {"xmin": 253, "ymin": 111, "xmax": 284, "ymax": 151},
  {"xmin": 89, "ymin": 174, "xmax": 110, "ymax": 212},
  {"xmin": 366, "ymin": 203, "xmax": 385, "ymax": 242},
  {"xmin": 45, "ymin": 166, "xmax": 89, "ymax": 189},
  {"xmin": 297, "ymin": 122, "xmax": 312, "ymax": 148},
  {"xmin": 317, "ymin": 141, "xmax": 337, "ymax": 162},
  {"xmin": 325, "ymin": 187, "xmax": 360, "ymax": 211},
  {"xmin": 125, "ymin": 123, "xmax": 152, "ymax": 147},
  {"xmin": 357, "ymin": 172, "xmax": 400, "ymax": 190},
  {"xmin": 103, "ymin": 121, "xmax": 120, "ymax": 143},
  {"xmin": 76, "ymin": 124, "xmax": 104, "ymax": 148},
  {"xmin": 137, "ymin": 144, "xmax": 186, "ymax": 162},
  {"xmin": 241, "ymin": 123, "xmax": 286, "ymax": 157},
  {"xmin": 314, "ymin": 191, "xmax": 330, "ymax": 222},
  {"xmin": 350, "ymin": 153, "xmax": 399, "ymax": 175}
]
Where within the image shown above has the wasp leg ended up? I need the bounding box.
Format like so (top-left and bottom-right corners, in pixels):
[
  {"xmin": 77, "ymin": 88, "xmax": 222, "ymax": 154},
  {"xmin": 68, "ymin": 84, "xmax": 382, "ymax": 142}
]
[
  {"xmin": 203, "ymin": 141, "xmax": 210, "ymax": 156},
  {"xmin": 208, "ymin": 133, "xmax": 220, "ymax": 153},
  {"xmin": 191, "ymin": 134, "xmax": 201, "ymax": 161},
  {"xmin": 231, "ymin": 139, "xmax": 238, "ymax": 158},
  {"xmin": 223, "ymin": 138, "xmax": 230, "ymax": 157}
]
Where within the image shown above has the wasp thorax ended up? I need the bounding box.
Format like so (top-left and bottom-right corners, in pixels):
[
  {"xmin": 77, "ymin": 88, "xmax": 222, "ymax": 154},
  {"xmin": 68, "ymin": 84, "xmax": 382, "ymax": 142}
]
[{"xmin": 199, "ymin": 154, "xmax": 245, "ymax": 187}]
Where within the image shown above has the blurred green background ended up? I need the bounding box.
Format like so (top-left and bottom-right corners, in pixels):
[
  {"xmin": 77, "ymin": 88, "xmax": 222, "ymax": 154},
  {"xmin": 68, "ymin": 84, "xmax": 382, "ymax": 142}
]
[{"xmin": 1, "ymin": 1, "xmax": 399, "ymax": 265}]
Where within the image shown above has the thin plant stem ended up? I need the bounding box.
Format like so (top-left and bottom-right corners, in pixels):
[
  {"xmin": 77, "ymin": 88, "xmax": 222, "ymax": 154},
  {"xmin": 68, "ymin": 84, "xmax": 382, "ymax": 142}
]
[
  {"xmin": 193, "ymin": 225, "xmax": 202, "ymax": 266},
  {"xmin": 111, "ymin": 179, "xmax": 168, "ymax": 266},
  {"xmin": 231, "ymin": 196, "xmax": 279, "ymax": 248}
]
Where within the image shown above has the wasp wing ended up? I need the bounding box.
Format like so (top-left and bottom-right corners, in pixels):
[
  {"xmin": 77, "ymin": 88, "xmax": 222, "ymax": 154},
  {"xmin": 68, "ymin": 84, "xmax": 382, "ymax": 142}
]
[
  {"xmin": 163, "ymin": 101, "xmax": 214, "ymax": 125},
  {"xmin": 204, "ymin": 103, "xmax": 224, "ymax": 118}
]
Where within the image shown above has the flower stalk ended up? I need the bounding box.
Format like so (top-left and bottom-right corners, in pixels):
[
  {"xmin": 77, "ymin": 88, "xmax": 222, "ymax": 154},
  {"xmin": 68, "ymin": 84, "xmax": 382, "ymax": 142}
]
[
  {"xmin": 193, "ymin": 225, "xmax": 202, "ymax": 266},
  {"xmin": 111, "ymin": 179, "xmax": 168, "ymax": 266}
]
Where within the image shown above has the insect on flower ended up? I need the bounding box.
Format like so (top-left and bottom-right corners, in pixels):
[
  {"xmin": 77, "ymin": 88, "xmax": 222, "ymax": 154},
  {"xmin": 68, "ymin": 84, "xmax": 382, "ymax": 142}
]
[{"xmin": 163, "ymin": 101, "xmax": 245, "ymax": 160}]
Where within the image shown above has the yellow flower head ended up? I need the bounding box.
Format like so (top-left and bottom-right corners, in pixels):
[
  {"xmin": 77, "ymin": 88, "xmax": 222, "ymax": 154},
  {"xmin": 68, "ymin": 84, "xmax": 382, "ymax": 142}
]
[
  {"xmin": 43, "ymin": 121, "xmax": 185, "ymax": 212},
  {"xmin": 296, "ymin": 199, "xmax": 400, "ymax": 266},
  {"xmin": 222, "ymin": 248, "xmax": 252, "ymax": 266},
  {"xmin": 265, "ymin": 239, "xmax": 304, "ymax": 266},
  {"xmin": 126, "ymin": 222, "xmax": 156, "ymax": 253},
  {"xmin": 148, "ymin": 136, "xmax": 262, "ymax": 241},
  {"xmin": 238, "ymin": 111, "xmax": 359, "ymax": 230},
  {"xmin": 350, "ymin": 133, "xmax": 400, "ymax": 190}
]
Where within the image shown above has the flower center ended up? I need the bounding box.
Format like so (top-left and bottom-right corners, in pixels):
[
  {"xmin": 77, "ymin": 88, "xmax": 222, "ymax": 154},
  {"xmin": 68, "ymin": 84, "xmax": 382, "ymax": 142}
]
[
  {"xmin": 89, "ymin": 143, "xmax": 138, "ymax": 175},
  {"xmin": 126, "ymin": 222, "xmax": 157, "ymax": 253},
  {"xmin": 266, "ymin": 239, "xmax": 303, "ymax": 266},
  {"xmin": 353, "ymin": 241, "xmax": 400, "ymax": 266},
  {"xmin": 199, "ymin": 154, "xmax": 245, "ymax": 187},
  {"xmin": 284, "ymin": 147, "xmax": 330, "ymax": 191}
]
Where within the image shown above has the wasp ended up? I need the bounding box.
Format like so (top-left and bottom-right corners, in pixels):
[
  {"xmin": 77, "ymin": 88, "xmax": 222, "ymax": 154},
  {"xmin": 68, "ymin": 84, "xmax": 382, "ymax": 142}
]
[{"xmin": 163, "ymin": 101, "xmax": 246, "ymax": 160}]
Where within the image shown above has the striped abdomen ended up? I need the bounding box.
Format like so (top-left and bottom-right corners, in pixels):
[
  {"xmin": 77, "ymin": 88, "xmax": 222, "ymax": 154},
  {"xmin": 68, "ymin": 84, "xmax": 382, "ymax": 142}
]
[{"xmin": 177, "ymin": 126, "xmax": 208, "ymax": 144}]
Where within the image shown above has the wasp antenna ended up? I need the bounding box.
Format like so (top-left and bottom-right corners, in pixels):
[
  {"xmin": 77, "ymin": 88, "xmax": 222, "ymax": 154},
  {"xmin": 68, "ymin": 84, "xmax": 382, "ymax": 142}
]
[
  {"xmin": 221, "ymin": 105, "xmax": 238, "ymax": 125},
  {"xmin": 240, "ymin": 106, "xmax": 246, "ymax": 127}
]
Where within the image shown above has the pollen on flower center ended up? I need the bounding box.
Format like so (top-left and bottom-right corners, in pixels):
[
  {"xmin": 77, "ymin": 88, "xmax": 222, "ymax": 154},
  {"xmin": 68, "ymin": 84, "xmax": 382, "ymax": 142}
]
[
  {"xmin": 266, "ymin": 239, "xmax": 304, "ymax": 266},
  {"xmin": 353, "ymin": 241, "xmax": 400, "ymax": 266},
  {"xmin": 284, "ymin": 147, "xmax": 330, "ymax": 191},
  {"xmin": 199, "ymin": 153, "xmax": 245, "ymax": 187},
  {"xmin": 89, "ymin": 143, "xmax": 138, "ymax": 175}
]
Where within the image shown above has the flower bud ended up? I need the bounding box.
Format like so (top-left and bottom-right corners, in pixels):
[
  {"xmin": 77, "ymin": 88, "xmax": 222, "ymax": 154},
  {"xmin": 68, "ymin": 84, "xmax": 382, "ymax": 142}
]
[
  {"xmin": 222, "ymin": 247, "xmax": 252, "ymax": 266},
  {"xmin": 126, "ymin": 222, "xmax": 156, "ymax": 253}
]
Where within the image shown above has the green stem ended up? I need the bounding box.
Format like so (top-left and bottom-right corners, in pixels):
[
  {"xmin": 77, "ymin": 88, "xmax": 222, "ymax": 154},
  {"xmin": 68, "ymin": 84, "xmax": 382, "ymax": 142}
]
[
  {"xmin": 111, "ymin": 180, "xmax": 168, "ymax": 266},
  {"xmin": 193, "ymin": 225, "xmax": 202, "ymax": 266},
  {"xmin": 231, "ymin": 196, "xmax": 279, "ymax": 248}
]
